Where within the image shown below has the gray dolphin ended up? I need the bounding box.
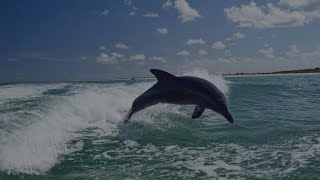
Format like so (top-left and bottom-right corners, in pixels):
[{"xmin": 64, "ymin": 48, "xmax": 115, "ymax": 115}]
[{"xmin": 124, "ymin": 69, "xmax": 234, "ymax": 123}]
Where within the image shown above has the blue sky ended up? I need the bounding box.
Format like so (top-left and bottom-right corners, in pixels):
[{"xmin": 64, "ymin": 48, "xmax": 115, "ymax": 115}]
[{"xmin": 1, "ymin": 0, "xmax": 320, "ymax": 81}]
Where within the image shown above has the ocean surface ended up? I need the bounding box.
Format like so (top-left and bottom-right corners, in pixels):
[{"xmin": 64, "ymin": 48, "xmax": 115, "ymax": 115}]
[{"xmin": 0, "ymin": 70, "xmax": 319, "ymax": 179}]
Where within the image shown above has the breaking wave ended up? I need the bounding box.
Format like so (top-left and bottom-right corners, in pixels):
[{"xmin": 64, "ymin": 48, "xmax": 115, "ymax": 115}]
[{"xmin": 0, "ymin": 69, "xmax": 229, "ymax": 175}]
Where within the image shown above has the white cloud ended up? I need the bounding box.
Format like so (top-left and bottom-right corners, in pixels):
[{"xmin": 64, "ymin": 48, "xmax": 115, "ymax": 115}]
[
  {"xmin": 7, "ymin": 58, "xmax": 18, "ymax": 61},
  {"xmin": 226, "ymin": 32, "xmax": 246, "ymax": 41},
  {"xmin": 299, "ymin": 47, "xmax": 320, "ymax": 61},
  {"xmin": 279, "ymin": 0, "xmax": 320, "ymax": 20},
  {"xmin": 224, "ymin": 2, "xmax": 308, "ymax": 29},
  {"xmin": 198, "ymin": 49, "xmax": 208, "ymax": 56},
  {"xmin": 130, "ymin": 54, "xmax": 145, "ymax": 61},
  {"xmin": 97, "ymin": 52, "xmax": 126, "ymax": 64},
  {"xmin": 149, "ymin": 56, "xmax": 167, "ymax": 63},
  {"xmin": 115, "ymin": 42, "xmax": 129, "ymax": 49},
  {"xmin": 80, "ymin": 56, "xmax": 87, "ymax": 61},
  {"xmin": 156, "ymin": 27, "xmax": 168, "ymax": 35},
  {"xmin": 177, "ymin": 50, "xmax": 190, "ymax": 56},
  {"xmin": 233, "ymin": 32, "xmax": 245, "ymax": 40},
  {"xmin": 129, "ymin": 11, "xmax": 136, "ymax": 16},
  {"xmin": 143, "ymin": 12, "xmax": 160, "ymax": 18},
  {"xmin": 97, "ymin": 53, "xmax": 117, "ymax": 64},
  {"xmin": 174, "ymin": 0, "xmax": 201, "ymax": 22},
  {"xmin": 99, "ymin": 46, "xmax": 106, "ymax": 50},
  {"xmin": 258, "ymin": 47, "xmax": 275, "ymax": 59},
  {"xmin": 224, "ymin": 50, "xmax": 232, "ymax": 57},
  {"xmin": 285, "ymin": 44, "xmax": 300, "ymax": 57},
  {"xmin": 124, "ymin": 0, "xmax": 132, "ymax": 6},
  {"xmin": 111, "ymin": 52, "xmax": 125, "ymax": 59},
  {"xmin": 17, "ymin": 52, "xmax": 61, "ymax": 61},
  {"xmin": 163, "ymin": 0, "xmax": 173, "ymax": 9},
  {"xmin": 212, "ymin": 41, "xmax": 226, "ymax": 50},
  {"xmin": 186, "ymin": 38, "xmax": 205, "ymax": 45},
  {"xmin": 100, "ymin": 10, "xmax": 109, "ymax": 16},
  {"xmin": 279, "ymin": 0, "xmax": 320, "ymax": 9}
]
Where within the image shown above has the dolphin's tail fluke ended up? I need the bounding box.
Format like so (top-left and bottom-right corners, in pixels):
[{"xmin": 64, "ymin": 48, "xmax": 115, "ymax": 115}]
[{"xmin": 124, "ymin": 108, "xmax": 134, "ymax": 123}]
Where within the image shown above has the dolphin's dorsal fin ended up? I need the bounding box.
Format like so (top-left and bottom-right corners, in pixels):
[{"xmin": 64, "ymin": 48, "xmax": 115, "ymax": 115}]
[{"xmin": 150, "ymin": 69, "xmax": 175, "ymax": 82}]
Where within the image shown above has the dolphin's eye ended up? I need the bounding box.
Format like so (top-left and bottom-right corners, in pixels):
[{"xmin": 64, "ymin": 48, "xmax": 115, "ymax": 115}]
[{"xmin": 217, "ymin": 96, "xmax": 224, "ymax": 102}]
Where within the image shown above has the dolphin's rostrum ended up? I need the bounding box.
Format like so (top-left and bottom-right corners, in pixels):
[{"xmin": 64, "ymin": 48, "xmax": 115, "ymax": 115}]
[{"xmin": 124, "ymin": 69, "xmax": 234, "ymax": 123}]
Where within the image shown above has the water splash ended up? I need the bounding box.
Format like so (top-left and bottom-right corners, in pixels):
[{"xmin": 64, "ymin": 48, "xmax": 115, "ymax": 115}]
[{"xmin": 0, "ymin": 69, "xmax": 230, "ymax": 175}]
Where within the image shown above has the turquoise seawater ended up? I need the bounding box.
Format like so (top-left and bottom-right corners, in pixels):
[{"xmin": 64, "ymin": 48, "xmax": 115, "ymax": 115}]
[{"xmin": 0, "ymin": 72, "xmax": 319, "ymax": 179}]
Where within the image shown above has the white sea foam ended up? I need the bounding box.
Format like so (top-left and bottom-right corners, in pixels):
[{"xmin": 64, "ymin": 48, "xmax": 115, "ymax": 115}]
[
  {"xmin": 102, "ymin": 152, "xmax": 112, "ymax": 159},
  {"xmin": 0, "ymin": 83, "xmax": 134, "ymax": 174},
  {"xmin": 123, "ymin": 140, "xmax": 140, "ymax": 148},
  {"xmin": 0, "ymin": 83, "xmax": 66, "ymax": 104},
  {"xmin": 0, "ymin": 80, "xmax": 157, "ymax": 174},
  {"xmin": 0, "ymin": 69, "xmax": 230, "ymax": 175},
  {"xmin": 165, "ymin": 145, "xmax": 177, "ymax": 151},
  {"xmin": 89, "ymin": 135, "xmax": 320, "ymax": 179}
]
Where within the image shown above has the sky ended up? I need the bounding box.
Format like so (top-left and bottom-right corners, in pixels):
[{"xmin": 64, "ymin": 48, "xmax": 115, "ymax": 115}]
[{"xmin": 1, "ymin": 0, "xmax": 320, "ymax": 81}]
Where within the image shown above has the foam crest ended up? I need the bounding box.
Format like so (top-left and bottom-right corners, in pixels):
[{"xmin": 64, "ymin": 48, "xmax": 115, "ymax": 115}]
[
  {"xmin": 0, "ymin": 82, "xmax": 152, "ymax": 174},
  {"xmin": 0, "ymin": 83, "xmax": 66, "ymax": 105}
]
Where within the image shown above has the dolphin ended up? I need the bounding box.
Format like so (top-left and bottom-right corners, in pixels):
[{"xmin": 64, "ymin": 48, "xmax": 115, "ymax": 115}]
[{"xmin": 124, "ymin": 69, "xmax": 234, "ymax": 123}]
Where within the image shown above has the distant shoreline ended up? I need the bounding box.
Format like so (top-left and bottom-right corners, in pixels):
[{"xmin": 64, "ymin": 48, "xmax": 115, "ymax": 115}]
[
  {"xmin": 222, "ymin": 67, "xmax": 320, "ymax": 77},
  {"xmin": 133, "ymin": 68, "xmax": 320, "ymax": 79}
]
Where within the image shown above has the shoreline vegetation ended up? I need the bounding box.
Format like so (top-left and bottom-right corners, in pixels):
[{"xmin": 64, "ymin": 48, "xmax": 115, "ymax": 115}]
[{"xmin": 222, "ymin": 67, "xmax": 320, "ymax": 76}]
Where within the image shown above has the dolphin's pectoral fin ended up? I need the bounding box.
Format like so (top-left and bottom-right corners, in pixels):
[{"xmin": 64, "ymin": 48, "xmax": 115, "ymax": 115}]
[
  {"xmin": 150, "ymin": 69, "xmax": 175, "ymax": 82},
  {"xmin": 192, "ymin": 106, "xmax": 205, "ymax": 119},
  {"xmin": 124, "ymin": 109, "xmax": 134, "ymax": 123}
]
